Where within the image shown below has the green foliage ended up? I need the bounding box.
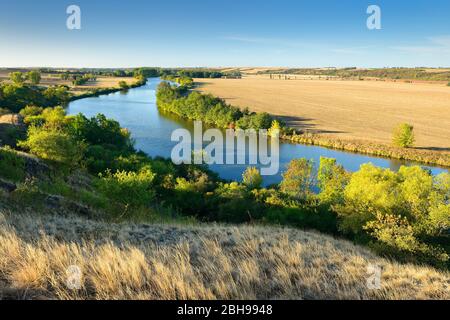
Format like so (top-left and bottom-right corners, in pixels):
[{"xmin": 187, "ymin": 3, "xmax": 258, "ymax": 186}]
[
  {"xmin": 133, "ymin": 68, "xmax": 159, "ymax": 78},
  {"xmin": 27, "ymin": 71, "xmax": 41, "ymax": 85},
  {"xmin": 335, "ymin": 163, "xmax": 449, "ymax": 266},
  {"xmin": 280, "ymin": 159, "xmax": 314, "ymax": 200},
  {"xmin": 18, "ymin": 126, "xmax": 85, "ymax": 167},
  {"xmin": 317, "ymin": 157, "xmax": 350, "ymax": 205},
  {"xmin": 156, "ymin": 82, "xmax": 274, "ymax": 130},
  {"xmin": 236, "ymin": 112, "xmax": 273, "ymax": 130},
  {"xmin": 97, "ymin": 166, "xmax": 156, "ymax": 207},
  {"xmin": 9, "ymin": 72, "xmax": 25, "ymax": 85},
  {"xmin": 0, "ymin": 146, "xmax": 26, "ymax": 182},
  {"xmin": 118, "ymin": 80, "xmax": 129, "ymax": 89},
  {"xmin": 19, "ymin": 105, "xmax": 43, "ymax": 118},
  {"xmin": 392, "ymin": 123, "xmax": 415, "ymax": 148},
  {"xmin": 267, "ymin": 120, "xmax": 281, "ymax": 137},
  {"xmin": 242, "ymin": 167, "xmax": 263, "ymax": 190}
]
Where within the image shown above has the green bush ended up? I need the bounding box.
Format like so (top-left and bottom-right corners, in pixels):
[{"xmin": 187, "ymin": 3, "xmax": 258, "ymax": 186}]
[
  {"xmin": 392, "ymin": 123, "xmax": 415, "ymax": 148},
  {"xmin": 242, "ymin": 166, "xmax": 262, "ymax": 190},
  {"xmin": 27, "ymin": 71, "xmax": 41, "ymax": 85},
  {"xmin": 19, "ymin": 105, "xmax": 43, "ymax": 118},
  {"xmin": 18, "ymin": 126, "xmax": 85, "ymax": 167},
  {"xmin": 118, "ymin": 81, "xmax": 129, "ymax": 89},
  {"xmin": 0, "ymin": 146, "xmax": 26, "ymax": 182},
  {"xmin": 9, "ymin": 72, "xmax": 25, "ymax": 85},
  {"xmin": 156, "ymin": 82, "xmax": 274, "ymax": 130},
  {"xmin": 97, "ymin": 166, "xmax": 156, "ymax": 207},
  {"xmin": 335, "ymin": 163, "xmax": 449, "ymax": 267},
  {"xmin": 317, "ymin": 157, "xmax": 350, "ymax": 205},
  {"xmin": 280, "ymin": 158, "xmax": 314, "ymax": 200}
]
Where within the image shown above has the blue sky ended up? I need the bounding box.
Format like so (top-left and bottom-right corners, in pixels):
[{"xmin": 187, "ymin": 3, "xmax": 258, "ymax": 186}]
[{"xmin": 1, "ymin": 0, "xmax": 449, "ymax": 68}]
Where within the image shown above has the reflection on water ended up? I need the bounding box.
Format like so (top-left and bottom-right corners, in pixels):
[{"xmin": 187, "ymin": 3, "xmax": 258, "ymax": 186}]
[{"xmin": 67, "ymin": 78, "xmax": 447, "ymax": 186}]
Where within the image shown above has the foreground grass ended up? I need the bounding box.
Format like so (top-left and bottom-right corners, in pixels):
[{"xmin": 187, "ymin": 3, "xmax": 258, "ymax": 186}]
[{"xmin": 0, "ymin": 210, "xmax": 448, "ymax": 300}]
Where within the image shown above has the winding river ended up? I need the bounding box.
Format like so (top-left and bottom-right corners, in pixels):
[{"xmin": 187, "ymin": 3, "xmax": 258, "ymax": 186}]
[{"xmin": 67, "ymin": 78, "xmax": 447, "ymax": 186}]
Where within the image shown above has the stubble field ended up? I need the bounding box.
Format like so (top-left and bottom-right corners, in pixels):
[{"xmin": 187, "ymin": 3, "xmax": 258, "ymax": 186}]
[{"xmin": 195, "ymin": 75, "xmax": 450, "ymax": 152}]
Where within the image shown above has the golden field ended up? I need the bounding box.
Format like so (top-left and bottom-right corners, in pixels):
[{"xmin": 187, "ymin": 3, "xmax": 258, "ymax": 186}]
[
  {"xmin": 195, "ymin": 75, "xmax": 450, "ymax": 152},
  {"xmin": 0, "ymin": 208, "xmax": 449, "ymax": 300}
]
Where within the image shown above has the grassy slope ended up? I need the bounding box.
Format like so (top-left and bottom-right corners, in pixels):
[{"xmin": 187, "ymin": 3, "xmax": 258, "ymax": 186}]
[{"xmin": 0, "ymin": 208, "xmax": 448, "ymax": 300}]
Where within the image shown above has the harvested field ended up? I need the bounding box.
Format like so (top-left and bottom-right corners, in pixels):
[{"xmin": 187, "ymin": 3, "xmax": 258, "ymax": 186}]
[{"xmin": 195, "ymin": 75, "xmax": 450, "ymax": 152}]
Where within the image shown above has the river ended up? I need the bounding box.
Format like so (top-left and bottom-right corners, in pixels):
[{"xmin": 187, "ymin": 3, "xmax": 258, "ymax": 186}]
[{"xmin": 67, "ymin": 78, "xmax": 447, "ymax": 186}]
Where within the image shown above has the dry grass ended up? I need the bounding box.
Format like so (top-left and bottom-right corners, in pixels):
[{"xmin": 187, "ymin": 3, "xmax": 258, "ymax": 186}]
[
  {"xmin": 0, "ymin": 210, "xmax": 448, "ymax": 300},
  {"xmin": 195, "ymin": 75, "xmax": 450, "ymax": 152}
]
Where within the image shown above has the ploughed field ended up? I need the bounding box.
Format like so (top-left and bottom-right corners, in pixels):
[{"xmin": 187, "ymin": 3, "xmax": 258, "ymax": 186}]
[{"xmin": 195, "ymin": 75, "xmax": 450, "ymax": 152}]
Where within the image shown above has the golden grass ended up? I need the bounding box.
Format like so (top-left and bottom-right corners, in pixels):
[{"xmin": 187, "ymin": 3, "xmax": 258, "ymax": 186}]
[
  {"xmin": 0, "ymin": 210, "xmax": 448, "ymax": 300},
  {"xmin": 195, "ymin": 75, "xmax": 450, "ymax": 152}
]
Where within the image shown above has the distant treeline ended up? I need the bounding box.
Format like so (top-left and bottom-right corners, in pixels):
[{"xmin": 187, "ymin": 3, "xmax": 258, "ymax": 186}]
[
  {"xmin": 0, "ymin": 82, "xmax": 71, "ymax": 113},
  {"xmin": 0, "ymin": 70, "xmax": 147, "ymax": 113},
  {"xmin": 156, "ymin": 81, "xmax": 273, "ymax": 129},
  {"xmin": 259, "ymin": 67, "xmax": 450, "ymax": 81}
]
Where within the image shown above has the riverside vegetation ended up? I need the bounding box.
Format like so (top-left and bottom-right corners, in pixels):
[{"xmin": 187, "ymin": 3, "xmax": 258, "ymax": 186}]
[{"xmin": 0, "ymin": 69, "xmax": 449, "ymax": 299}]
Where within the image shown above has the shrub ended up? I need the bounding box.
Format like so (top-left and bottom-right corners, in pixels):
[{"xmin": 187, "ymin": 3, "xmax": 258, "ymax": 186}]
[
  {"xmin": 392, "ymin": 123, "xmax": 415, "ymax": 148},
  {"xmin": 0, "ymin": 146, "xmax": 26, "ymax": 182},
  {"xmin": 118, "ymin": 81, "xmax": 129, "ymax": 89},
  {"xmin": 280, "ymin": 158, "xmax": 314, "ymax": 200},
  {"xmin": 336, "ymin": 163, "xmax": 402, "ymax": 236},
  {"xmin": 97, "ymin": 166, "xmax": 156, "ymax": 207},
  {"xmin": 317, "ymin": 157, "xmax": 350, "ymax": 206},
  {"xmin": 9, "ymin": 72, "xmax": 25, "ymax": 85},
  {"xmin": 27, "ymin": 71, "xmax": 41, "ymax": 85},
  {"xmin": 19, "ymin": 105, "xmax": 43, "ymax": 118},
  {"xmin": 41, "ymin": 106, "xmax": 66, "ymax": 129},
  {"xmin": 242, "ymin": 166, "xmax": 262, "ymax": 190},
  {"xmin": 18, "ymin": 126, "xmax": 85, "ymax": 167},
  {"xmin": 365, "ymin": 213, "xmax": 449, "ymax": 266}
]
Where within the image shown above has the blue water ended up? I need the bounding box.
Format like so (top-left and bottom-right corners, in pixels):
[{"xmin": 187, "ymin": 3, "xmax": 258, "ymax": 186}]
[{"xmin": 67, "ymin": 78, "xmax": 447, "ymax": 185}]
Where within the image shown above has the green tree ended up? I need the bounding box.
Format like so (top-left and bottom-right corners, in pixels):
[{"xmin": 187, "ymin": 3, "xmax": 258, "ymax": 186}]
[
  {"xmin": 392, "ymin": 123, "xmax": 415, "ymax": 148},
  {"xmin": 9, "ymin": 72, "xmax": 25, "ymax": 85},
  {"xmin": 19, "ymin": 105, "xmax": 43, "ymax": 118},
  {"xmin": 317, "ymin": 157, "xmax": 350, "ymax": 205},
  {"xmin": 335, "ymin": 163, "xmax": 400, "ymax": 236},
  {"xmin": 18, "ymin": 126, "xmax": 84, "ymax": 167},
  {"xmin": 267, "ymin": 120, "xmax": 281, "ymax": 137},
  {"xmin": 27, "ymin": 71, "xmax": 41, "ymax": 85},
  {"xmin": 118, "ymin": 80, "xmax": 129, "ymax": 89},
  {"xmin": 242, "ymin": 166, "xmax": 262, "ymax": 190},
  {"xmin": 97, "ymin": 166, "xmax": 156, "ymax": 207},
  {"xmin": 280, "ymin": 158, "xmax": 314, "ymax": 200}
]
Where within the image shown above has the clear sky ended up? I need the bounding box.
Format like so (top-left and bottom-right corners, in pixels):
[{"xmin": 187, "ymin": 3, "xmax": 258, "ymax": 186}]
[{"xmin": 1, "ymin": 0, "xmax": 449, "ymax": 68}]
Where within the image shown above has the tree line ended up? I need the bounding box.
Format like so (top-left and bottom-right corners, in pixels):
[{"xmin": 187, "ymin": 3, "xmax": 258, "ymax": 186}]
[{"xmin": 156, "ymin": 81, "xmax": 274, "ymax": 130}]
